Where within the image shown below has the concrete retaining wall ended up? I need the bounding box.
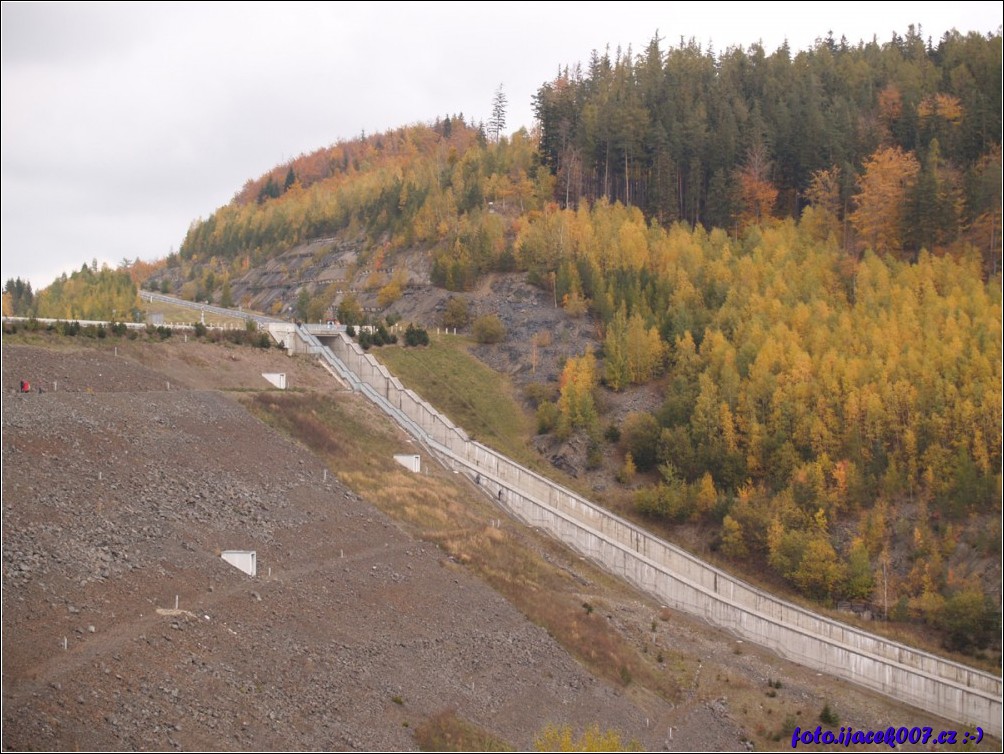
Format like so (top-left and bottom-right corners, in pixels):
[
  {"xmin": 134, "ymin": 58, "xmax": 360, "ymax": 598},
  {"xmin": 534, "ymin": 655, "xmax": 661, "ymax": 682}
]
[{"xmin": 296, "ymin": 326, "xmax": 1001, "ymax": 736}]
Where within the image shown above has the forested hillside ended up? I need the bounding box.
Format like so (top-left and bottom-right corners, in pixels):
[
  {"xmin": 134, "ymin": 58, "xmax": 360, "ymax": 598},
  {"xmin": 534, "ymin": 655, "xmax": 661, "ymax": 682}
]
[
  {"xmin": 4, "ymin": 263, "xmax": 143, "ymax": 322},
  {"xmin": 131, "ymin": 26, "xmax": 1004, "ymax": 653},
  {"xmin": 171, "ymin": 119, "xmax": 549, "ymax": 301},
  {"xmin": 531, "ymin": 209, "xmax": 999, "ymax": 651},
  {"xmin": 534, "ymin": 27, "xmax": 1001, "ymax": 272}
]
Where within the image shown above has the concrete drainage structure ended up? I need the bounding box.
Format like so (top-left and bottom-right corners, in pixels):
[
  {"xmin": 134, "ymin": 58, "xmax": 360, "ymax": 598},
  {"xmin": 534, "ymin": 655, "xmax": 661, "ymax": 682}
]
[
  {"xmin": 393, "ymin": 454, "xmax": 421, "ymax": 473},
  {"xmin": 221, "ymin": 550, "xmax": 257, "ymax": 577},
  {"xmin": 261, "ymin": 372, "xmax": 287, "ymax": 389},
  {"xmin": 269, "ymin": 322, "xmax": 1002, "ymax": 737}
]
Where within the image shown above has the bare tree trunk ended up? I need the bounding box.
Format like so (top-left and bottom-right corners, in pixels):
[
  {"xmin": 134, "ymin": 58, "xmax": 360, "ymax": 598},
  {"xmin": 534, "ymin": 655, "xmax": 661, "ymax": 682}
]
[
  {"xmin": 604, "ymin": 142, "xmax": 611, "ymax": 200},
  {"xmin": 624, "ymin": 151, "xmax": 630, "ymax": 206}
]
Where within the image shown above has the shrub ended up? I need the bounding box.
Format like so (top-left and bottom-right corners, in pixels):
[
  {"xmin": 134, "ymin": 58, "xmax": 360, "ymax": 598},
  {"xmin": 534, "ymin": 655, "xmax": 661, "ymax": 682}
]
[
  {"xmin": 413, "ymin": 709, "xmax": 511, "ymax": 752},
  {"xmin": 604, "ymin": 423, "xmax": 621, "ymax": 444},
  {"xmin": 619, "ymin": 412, "xmax": 660, "ymax": 471},
  {"xmin": 819, "ymin": 702, "xmax": 839, "ymax": 726},
  {"xmin": 534, "ymin": 723, "xmax": 640, "ymax": 752},
  {"xmin": 442, "ymin": 297, "xmax": 470, "ymax": 330},
  {"xmin": 523, "ymin": 382, "xmax": 557, "ymax": 408},
  {"xmin": 617, "ymin": 453, "xmax": 636, "ymax": 484},
  {"xmin": 618, "ymin": 665, "xmax": 633, "ymax": 685},
  {"xmin": 536, "ymin": 401, "xmax": 559, "ymax": 434},
  {"xmin": 194, "ymin": 321, "xmax": 208, "ymax": 337},
  {"xmin": 472, "ymin": 314, "xmax": 505, "ymax": 344},
  {"xmin": 337, "ymin": 294, "xmax": 363, "ymax": 326},
  {"xmin": 404, "ymin": 324, "xmax": 430, "ymax": 347},
  {"xmin": 377, "ymin": 279, "xmax": 403, "ymax": 307}
]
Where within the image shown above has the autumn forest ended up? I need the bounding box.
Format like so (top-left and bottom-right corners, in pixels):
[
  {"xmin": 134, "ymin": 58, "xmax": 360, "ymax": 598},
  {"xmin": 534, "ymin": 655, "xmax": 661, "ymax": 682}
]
[{"xmin": 8, "ymin": 26, "xmax": 1001, "ymax": 655}]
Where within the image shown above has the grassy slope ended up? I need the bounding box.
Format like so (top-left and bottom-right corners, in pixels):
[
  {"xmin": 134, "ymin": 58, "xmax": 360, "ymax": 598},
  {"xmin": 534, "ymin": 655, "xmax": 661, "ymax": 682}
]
[
  {"xmin": 377, "ymin": 336, "xmax": 538, "ymax": 467},
  {"xmin": 140, "ymin": 299, "xmax": 248, "ymax": 327}
]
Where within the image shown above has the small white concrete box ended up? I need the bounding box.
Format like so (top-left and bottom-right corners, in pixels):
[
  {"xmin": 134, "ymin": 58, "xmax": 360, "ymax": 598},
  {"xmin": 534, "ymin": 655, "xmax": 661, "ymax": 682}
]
[
  {"xmin": 221, "ymin": 550, "xmax": 257, "ymax": 576},
  {"xmin": 393, "ymin": 454, "xmax": 421, "ymax": 473},
  {"xmin": 261, "ymin": 372, "xmax": 287, "ymax": 389}
]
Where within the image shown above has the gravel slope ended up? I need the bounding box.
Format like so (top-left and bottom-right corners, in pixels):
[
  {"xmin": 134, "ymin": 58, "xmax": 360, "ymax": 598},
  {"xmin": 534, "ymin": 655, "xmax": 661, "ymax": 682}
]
[
  {"xmin": 3, "ymin": 339, "xmax": 975, "ymax": 752},
  {"xmin": 2, "ymin": 343, "xmax": 663, "ymax": 750}
]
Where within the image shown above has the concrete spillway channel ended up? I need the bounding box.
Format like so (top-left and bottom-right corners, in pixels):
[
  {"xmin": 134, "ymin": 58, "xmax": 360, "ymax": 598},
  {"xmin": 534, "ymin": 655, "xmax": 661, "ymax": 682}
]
[{"xmin": 275, "ymin": 322, "xmax": 1001, "ymax": 737}]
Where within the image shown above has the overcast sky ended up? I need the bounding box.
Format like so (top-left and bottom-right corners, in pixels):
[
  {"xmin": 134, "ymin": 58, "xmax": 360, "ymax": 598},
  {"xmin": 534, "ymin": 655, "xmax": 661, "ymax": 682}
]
[{"xmin": 2, "ymin": 2, "xmax": 1000, "ymax": 291}]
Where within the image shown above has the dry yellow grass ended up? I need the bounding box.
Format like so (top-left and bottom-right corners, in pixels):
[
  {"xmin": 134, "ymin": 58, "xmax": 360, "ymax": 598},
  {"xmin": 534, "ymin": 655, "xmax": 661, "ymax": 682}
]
[{"xmin": 247, "ymin": 389, "xmax": 686, "ymax": 705}]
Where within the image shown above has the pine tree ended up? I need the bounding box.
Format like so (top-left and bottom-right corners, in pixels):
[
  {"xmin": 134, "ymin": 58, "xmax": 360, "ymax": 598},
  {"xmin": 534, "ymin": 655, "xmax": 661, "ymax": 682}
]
[{"xmin": 489, "ymin": 83, "xmax": 508, "ymax": 143}]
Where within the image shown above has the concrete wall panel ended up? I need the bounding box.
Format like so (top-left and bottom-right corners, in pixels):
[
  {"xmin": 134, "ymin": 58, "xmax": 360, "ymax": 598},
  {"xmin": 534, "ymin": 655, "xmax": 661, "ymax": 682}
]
[{"xmin": 291, "ymin": 327, "xmax": 1002, "ymax": 736}]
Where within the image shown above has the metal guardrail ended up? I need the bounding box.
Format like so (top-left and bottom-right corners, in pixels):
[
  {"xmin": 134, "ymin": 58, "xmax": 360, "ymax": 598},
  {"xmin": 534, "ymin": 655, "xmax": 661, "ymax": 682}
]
[
  {"xmin": 139, "ymin": 291, "xmax": 284, "ymax": 325},
  {"xmin": 1, "ymin": 315, "xmax": 222, "ymax": 331}
]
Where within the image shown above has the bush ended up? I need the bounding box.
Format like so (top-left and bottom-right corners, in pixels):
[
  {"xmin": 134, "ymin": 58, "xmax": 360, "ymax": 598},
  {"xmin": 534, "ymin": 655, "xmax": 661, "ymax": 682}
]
[
  {"xmin": 338, "ymin": 294, "xmax": 363, "ymax": 326},
  {"xmin": 604, "ymin": 423, "xmax": 621, "ymax": 444},
  {"xmin": 413, "ymin": 709, "xmax": 511, "ymax": 752},
  {"xmin": 442, "ymin": 297, "xmax": 470, "ymax": 329},
  {"xmin": 619, "ymin": 412, "xmax": 661, "ymax": 471},
  {"xmin": 377, "ymin": 280, "xmax": 403, "ymax": 307},
  {"xmin": 819, "ymin": 703, "xmax": 839, "ymax": 726},
  {"xmin": 472, "ymin": 314, "xmax": 505, "ymax": 344},
  {"xmin": 404, "ymin": 324, "xmax": 430, "ymax": 347},
  {"xmin": 617, "ymin": 453, "xmax": 636, "ymax": 483},
  {"xmin": 534, "ymin": 723, "xmax": 640, "ymax": 752},
  {"xmin": 371, "ymin": 323, "xmax": 397, "ymax": 346},
  {"xmin": 523, "ymin": 382, "xmax": 557, "ymax": 408},
  {"xmin": 193, "ymin": 321, "xmax": 208, "ymax": 337},
  {"xmin": 536, "ymin": 401, "xmax": 559, "ymax": 434}
]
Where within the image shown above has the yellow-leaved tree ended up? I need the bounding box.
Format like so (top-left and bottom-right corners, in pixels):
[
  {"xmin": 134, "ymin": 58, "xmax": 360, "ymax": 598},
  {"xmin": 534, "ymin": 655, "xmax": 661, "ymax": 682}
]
[
  {"xmin": 849, "ymin": 146, "xmax": 920, "ymax": 258},
  {"xmin": 535, "ymin": 723, "xmax": 641, "ymax": 752},
  {"xmin": 557, "ymin": 350, "xmax": 598, "ymax": 437}
]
